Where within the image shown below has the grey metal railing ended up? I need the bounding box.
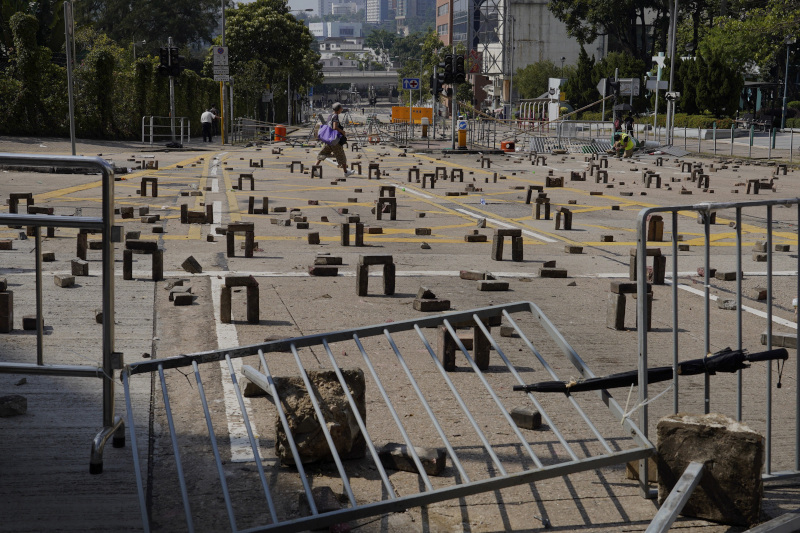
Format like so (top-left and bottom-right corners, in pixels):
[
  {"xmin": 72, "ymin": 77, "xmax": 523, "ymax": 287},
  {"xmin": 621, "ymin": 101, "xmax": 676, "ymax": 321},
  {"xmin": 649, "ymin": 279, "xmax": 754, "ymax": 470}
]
[
  {"xmin": 141, "ymin": 115, "xmax": 191, "ymax": 145},
  {"xmin": 0, "ymin": 153, "xmax": 123, "ymax": 474},
  {"xmin": 123, "ymin": 301, "xmax": 654, "ymax": 532},
  {"xmin": 635, "ymin": 198, "xmax": 800, "ymax": 493}
]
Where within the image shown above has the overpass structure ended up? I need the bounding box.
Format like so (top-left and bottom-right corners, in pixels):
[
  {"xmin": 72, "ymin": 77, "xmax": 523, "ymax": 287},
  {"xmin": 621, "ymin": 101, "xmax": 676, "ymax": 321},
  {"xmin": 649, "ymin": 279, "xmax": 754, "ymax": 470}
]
[{"xmin": 321, "ymin": 70, "xmax": 399, "ymax": 87}]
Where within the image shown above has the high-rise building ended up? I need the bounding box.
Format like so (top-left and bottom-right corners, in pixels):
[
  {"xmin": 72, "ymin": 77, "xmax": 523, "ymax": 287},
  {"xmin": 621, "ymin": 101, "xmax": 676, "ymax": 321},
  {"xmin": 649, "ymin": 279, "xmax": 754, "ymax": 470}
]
[
  {"xmin": 366, "ymin": 0, "xmax": 389, "ymax": 22},
  {"xmin": 435, "ymin": 0, "xmax": 452, "ymax": 45}
]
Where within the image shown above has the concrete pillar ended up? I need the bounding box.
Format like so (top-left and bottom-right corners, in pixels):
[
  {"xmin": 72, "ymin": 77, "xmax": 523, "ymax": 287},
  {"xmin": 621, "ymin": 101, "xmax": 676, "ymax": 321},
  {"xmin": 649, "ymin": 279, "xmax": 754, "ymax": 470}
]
[
  {"xmin": 245, "ymin": 231, "xmax": 255, "ymax": 258},
  {"xmin": 340, "ymin": 223, "xmax": 350, "ymax": 246},
  {"xmin": 473, "ymin": 323, "xmax": 491, "ymax": 370},
  {"xmin": 77, "ymin": 232, "xmax": 88, "ymax": 260},
  {"xmin": 607, "ymin": 292, "xmax": 626, "ymax": 330},
  {"xmin": 356, "ymin": 264, "xmax": 369, "ymax": 296},
  {"xmin": 180, "ymin": 204, "xmax": 188, "ymax": 224},
  {"xmin": 491, "ymin": 236, "xmax": 504, "ymax": 261},
  {"xmin": 220, "ymin": 286, "xmax": 232, "ymax": 323},
  {"xmin": 383, "ymin": 263, "xmax": 396, "ymax": 295},
  {"xmin": 437, "ymin": 325, "xmax": 457, "ymax": 371},
  {"xmin": 354, "ymin": 223, "xmax": 364, "ymax": 247},
  {"xmin": 511, "ymin": 236, "xmax": 523, "ymax": 262},
  {"xmin": 152, "ymin": 250, "xmax": 164, "ymax": 281},
  {"xmin": 123, "ymin": 249, "xmax": 133, "ymax": 280},
  {"xmin": 226, "ymin": 231, "xmax": 235, "ymax": 257},
  {"xmin": 0, "ymin": 290, "xmax": 13, "ymax": 333},
  {"xmin": 246, "ymin": 285, "xmax": 259, "ymax": 324}
]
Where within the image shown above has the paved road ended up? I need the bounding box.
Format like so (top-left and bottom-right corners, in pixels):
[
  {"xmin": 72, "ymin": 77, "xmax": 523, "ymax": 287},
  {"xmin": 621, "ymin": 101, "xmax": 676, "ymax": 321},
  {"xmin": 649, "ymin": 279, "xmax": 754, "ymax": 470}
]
[{"xmin": 0, "ymin": 135, "xmax": 798, "ymax": 532}]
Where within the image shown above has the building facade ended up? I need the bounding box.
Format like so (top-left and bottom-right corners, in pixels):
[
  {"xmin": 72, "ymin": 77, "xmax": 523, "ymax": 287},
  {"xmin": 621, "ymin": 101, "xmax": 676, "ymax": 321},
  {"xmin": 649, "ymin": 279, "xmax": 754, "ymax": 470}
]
[
  {"xmin": 366, "ymin": 0, "xmax": 389, "ymax": 22},
  {"xmin": 308, "ymin": 22, "xmax": 365, "ymax": 40}
]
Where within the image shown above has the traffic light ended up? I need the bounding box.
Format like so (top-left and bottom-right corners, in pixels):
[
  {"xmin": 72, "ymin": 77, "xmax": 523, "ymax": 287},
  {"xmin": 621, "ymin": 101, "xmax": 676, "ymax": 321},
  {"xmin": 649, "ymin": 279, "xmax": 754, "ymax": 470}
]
[
  {"xmin": 443, "ymin": 54, "xmax": 454, "ymax": 84},
  {"xmin": 608, "ymin": 78, "xmax": 621, "ymax": 98},
  {"xmin": 431, "ymin": 74, "xmax": 443, "ymax": 95},
  {"xmin": 158, "ymin": 47, "xmax": 170, "ymax": 76},
  {"xmin": 168, "ymin": 47, "xmax": 184, "ymax": 76},
  {"xmin": 454, "ymin": 55, "xmax": 466, "ymax": 83}
]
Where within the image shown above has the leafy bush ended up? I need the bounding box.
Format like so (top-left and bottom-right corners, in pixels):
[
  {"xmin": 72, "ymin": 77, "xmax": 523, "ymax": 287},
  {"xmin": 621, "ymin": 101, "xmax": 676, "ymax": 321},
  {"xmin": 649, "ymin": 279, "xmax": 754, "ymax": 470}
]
[{"xmin": 788, "ymin": 101, "xmax": 800, "ymax": 111}]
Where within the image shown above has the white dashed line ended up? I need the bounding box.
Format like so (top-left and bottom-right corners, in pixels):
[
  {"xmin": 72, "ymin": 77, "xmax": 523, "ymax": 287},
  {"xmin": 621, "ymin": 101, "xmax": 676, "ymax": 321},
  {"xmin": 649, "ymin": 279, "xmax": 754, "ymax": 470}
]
[
  {"xmin": 455, "ymin": 208, "xmax": 558, "ymax": 243},
  {"xmin": 210, "ymin": 276, "xmax": 260, "ymax": 462}
]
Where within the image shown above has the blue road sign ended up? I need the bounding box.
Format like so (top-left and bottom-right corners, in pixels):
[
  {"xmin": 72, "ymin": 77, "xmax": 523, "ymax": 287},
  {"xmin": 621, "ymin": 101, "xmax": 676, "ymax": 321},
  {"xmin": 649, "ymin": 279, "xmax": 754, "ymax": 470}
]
[{"xmin": 402, "ymin": 78, "xmax": 420, "ymax": 90}]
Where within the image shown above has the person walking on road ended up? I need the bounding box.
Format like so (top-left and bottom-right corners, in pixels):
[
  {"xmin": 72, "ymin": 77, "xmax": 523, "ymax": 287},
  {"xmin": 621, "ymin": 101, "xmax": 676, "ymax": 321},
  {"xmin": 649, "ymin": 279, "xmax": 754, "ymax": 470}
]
[
  {"xmin": 201, "ymin": 108, "xmax": 217, "ymax": 142},
  {"xmin": 315, "ymin": 102, "xmax": 355, "ymax": 178}
]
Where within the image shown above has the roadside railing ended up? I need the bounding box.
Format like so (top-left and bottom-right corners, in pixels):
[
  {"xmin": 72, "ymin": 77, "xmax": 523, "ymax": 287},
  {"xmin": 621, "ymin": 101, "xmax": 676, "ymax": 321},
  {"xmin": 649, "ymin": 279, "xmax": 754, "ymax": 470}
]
[
  {"xmin": 141, "ymin": 116, "xmax": 191, "ymax": 145},
  {"xmin": 635, "ymin": 198, "xmax": 799, "ymax": 493},
  {"xmin": 0, "ymin": 153, "xmax": 124, "ymax": 474}
]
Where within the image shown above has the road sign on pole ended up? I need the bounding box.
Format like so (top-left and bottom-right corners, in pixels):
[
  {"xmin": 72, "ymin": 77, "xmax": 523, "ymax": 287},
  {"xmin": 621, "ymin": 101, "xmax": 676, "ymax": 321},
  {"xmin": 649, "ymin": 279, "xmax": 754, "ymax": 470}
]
[
  {"xmin": 402, "ymin": 78, "xmax": 420, "ymax": 90},
  {"xmin": 618, "ymin": 78, "xmax": 640, "ymax": 96},
  {"xmin": 213, "ymin": 46, "xmax": 228, "ymax": 66}
]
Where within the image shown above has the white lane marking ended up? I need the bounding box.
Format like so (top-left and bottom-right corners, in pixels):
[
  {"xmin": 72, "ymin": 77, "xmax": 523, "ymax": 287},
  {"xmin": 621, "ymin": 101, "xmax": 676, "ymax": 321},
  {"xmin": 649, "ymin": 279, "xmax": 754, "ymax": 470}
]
[
  {"xmin": 210, "ymin": 276, "xmax": 260, "ymax": 462},
  {"xmin": 211, "ymin": 178, "xmax": 219, "ymax": 193},
  {"xmin": 395, "ymin": 186, "xmax": 433, "ymax": 199},
  {"xmin": 668, "ymin": 281, "xmax": 797, "ymax": 329},
  {"xmin": 211, "ymin": 200, "xmax": 222, "ymax": 231},
  {"xmin": 455, "ymin": 208, "xmax": 559, "ymax": 243}
]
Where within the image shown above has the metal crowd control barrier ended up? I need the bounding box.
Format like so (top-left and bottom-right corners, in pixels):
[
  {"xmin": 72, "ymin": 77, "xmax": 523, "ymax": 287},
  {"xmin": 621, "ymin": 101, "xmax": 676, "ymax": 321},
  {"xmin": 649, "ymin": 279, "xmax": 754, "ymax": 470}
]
[
  {"xmin": 141, "ymin": 115, "xmax": 191, "ymax": 145},
  {"xmin": 635, "ymin": 198, "xmax": 800, "ymax": 493},
  {"xmin": 123, "ymin": 301, "xmax": 654, "ymax": 532},
  {"xmin": 0, "ymin": 153, "xmax": 123, "ymax": 474}
]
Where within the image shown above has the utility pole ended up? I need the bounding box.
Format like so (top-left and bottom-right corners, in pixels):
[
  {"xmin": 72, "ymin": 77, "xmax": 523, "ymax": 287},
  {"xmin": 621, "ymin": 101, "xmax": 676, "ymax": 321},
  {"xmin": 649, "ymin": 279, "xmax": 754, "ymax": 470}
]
[
  {"xmin": 169, "ymin": 37, "xmax": 176, "ymax": 142},
  {"xmin": 64, "ymin": 1, "xmax": 76, "ymax": 155},
  {"xmin": 221, "ymin": 0, "xmax": 227, "ymax": 144}
]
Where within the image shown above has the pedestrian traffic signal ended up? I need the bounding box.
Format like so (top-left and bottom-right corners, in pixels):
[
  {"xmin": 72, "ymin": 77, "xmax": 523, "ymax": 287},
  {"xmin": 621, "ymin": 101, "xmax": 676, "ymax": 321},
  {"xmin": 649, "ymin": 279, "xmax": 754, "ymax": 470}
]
[
  {"xmin": 443, "ymin": 54, "xmax": 454, "ymax": 84},
  {"xmin": 431, "ymin": 74, "xmax": 443, "ymax": 95},
  {"xmin": 158, "ymin": 47, "xmax": 170, "ymax": 76},
  {"xmin": 168, "ymin": 47, "xmax": 184, "ymax": 76},
  {"xmin": 454, "ymin": 56, "xmax": 466, "ymax": 83}
]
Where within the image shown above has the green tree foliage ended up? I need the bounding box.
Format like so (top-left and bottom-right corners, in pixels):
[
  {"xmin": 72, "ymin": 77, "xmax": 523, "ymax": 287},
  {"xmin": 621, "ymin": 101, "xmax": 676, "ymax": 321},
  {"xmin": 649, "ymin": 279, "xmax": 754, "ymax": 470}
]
[
  {"xmin": 8, "ymin": 13, "xmax": 50, "ymax": 132},
  {"xmin": 219, "ymin": 0, "xmax": 321, "ymax": 123},
  {"xmin": 677, "ymin": 55, "xmax": 701, "ymax": 115},
  {"xmin": 396, "ymin": 31, "xmax": 447, "ymax": 103},
  {"xmin": 563, "ymin": 47, "xmax": 596, "ymax": 109},
  {"xmin": 547, "ymin": 0, "xmax": 669, "ymax": 63},
  {"xmin": 364, "ymin": 29, "xmax": 397, "ymax": 64},
  {"xmin": 514, "ymin": 60, "xmax": 560, "ymax": 99},
  {"xmin": 75, "ymin": 0, "xmax": 227, "ymax": 48}
]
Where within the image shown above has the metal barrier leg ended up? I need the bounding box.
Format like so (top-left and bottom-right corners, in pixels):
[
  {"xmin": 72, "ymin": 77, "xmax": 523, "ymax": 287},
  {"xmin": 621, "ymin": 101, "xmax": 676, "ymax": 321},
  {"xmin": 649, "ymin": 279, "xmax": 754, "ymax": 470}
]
[{"xmin": 89, "ymin": 415, "xmax": 125, "ymax": 474}]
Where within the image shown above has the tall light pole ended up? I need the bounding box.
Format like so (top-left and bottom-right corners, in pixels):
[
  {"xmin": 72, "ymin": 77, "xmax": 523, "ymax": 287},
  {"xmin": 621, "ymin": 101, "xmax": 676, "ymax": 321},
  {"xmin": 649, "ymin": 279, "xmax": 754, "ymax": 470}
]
[
  {"xmin": 132, "ymin": 39, "xmax": 146, "ymax": 61},
  {"xmin": 560, "ymin": 56, "xmax": 565, "ymax": 78},
  {"xmin": 782, "ymin": 36, "xmax": 794, "ymax": 131},
  {"xmin": 666, "ymin": 0, "xmax": 679, "ymax": 145},
  {"xmin": 64, "ymin": 1, "xmax": 76, "ymax": 155},
  {"xmin": 288, "ymin": 9, "xmax": 314, "ymax": 125}
]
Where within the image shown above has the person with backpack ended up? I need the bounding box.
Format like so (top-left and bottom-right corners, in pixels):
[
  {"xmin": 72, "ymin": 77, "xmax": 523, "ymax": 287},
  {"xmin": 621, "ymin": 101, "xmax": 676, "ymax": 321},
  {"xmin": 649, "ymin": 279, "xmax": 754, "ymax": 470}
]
[{"xmin": 315, "ymin": 103, "xmax": 355, "ymax": 177}]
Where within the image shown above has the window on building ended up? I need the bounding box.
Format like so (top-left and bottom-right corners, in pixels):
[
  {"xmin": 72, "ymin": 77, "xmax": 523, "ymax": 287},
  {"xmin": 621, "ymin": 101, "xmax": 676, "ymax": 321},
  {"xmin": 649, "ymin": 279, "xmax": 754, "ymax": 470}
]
[
  {"xmin": 437, "ymin": 3, "xmax": 449, "ymax": 16},
  {"xmin": 437, "ymin": 23, "xmax": 449, "ymax": 35},
  {"xmin": 341, "ymin": 28, "xmax": 354, "ymax": 35}
]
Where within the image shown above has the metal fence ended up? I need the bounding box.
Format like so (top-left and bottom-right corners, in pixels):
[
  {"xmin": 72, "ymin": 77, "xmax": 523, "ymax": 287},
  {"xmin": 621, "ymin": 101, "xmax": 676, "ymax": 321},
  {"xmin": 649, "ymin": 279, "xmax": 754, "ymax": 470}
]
[
  {"xmin": 123, "ymin": 301, "xmax": 654, "ymax": 532},
  {"xmin": 141, "ymin": 116, "xmax": 191, "ymax": 145},
  {"xmin": 635, "ymin": 198, "xmax": 800, "ymax": 491},
  {"xmin": 0, "ymin": 153, "xmax": 124, "ymax": 474}
]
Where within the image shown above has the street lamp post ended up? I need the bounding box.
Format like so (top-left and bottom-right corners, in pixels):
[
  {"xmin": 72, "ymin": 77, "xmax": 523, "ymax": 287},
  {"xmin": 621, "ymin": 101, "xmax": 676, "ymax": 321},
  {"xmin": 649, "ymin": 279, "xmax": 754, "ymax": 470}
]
[
  {"xmin": 560, "ymin": 56, "xmax": 565, "ymax": 78},
  {"xmin": 132, "ymin": 40, "xmax": 146, "ymax": 61},
  {"xmin": 782, "ymin": 36, "xmax": 794, "ymax": 131},
  {"xmin": 288, "ymin": 9, "xmax": 314, "ymax": 126}
]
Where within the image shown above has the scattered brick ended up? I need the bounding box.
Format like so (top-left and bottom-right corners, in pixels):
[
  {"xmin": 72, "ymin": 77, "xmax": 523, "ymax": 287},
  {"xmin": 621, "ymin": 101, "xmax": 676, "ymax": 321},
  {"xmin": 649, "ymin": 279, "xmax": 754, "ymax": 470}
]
[
  {"xmin": 775, "ymin": 244, "xmax": 790, "ymax": 252},
  {"xmin": 41, "ymin": 251, "xmax": 55, "ymax": 262},
  {"xmin": 715, "ymin": 271, "xmax": 738, "ymax": 281},
  {"xmin": 173, "ymin": 293, "xmax": 194, "ymax": 306},
  {"xmin": 413, "ymin": 298, "xmax": 451, "ymax": 312},
  {"xmin": 72, "ymin": 258, "xmax": 89, "ymax": 276},
  {"xmin": 54, "ymin": 275, "xmax": 74, "ymax": 288},
  {"xmin": 308, "ymin": 265, "xmax": 339, "ymax": 276},
  {"xmin": 564, "ymin": 245, "xmax": 583, "ymax": 254},
  {"xmin": 415, "ymin": 228, "xmax": 431, "ymax": 236},
  {"xmin": 477, "ymin": 280, "xmax": 509, "ymax": 291},
  {"xmin": 539, "ymin": 268, "xmax": 568, "ymax": 278},
  {"xmin": 510, "ymin": 407, "xmax": 542, "ymax": 430},
  {"xmin": 181, "ymin": 256, "xmax": 202, "ymax": 274},
  {"xmin": 314, "ymin": 256, "xmax": 343, "ymax": 265}
]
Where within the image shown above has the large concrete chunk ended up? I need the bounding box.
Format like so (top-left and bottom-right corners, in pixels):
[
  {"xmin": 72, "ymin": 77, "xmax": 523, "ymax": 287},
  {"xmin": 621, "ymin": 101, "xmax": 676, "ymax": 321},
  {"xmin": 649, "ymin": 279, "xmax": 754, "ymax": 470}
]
[
  {"xmin": 274, "ymin": 369, "xmax": 366, "ymax": 465},
  {"xmin": 0, "ymin": 394, "xmax": 27, "ymax": 417},
  {"xmin": 656, "ymin": 413, "xmax": 764, "ymax": 527}
]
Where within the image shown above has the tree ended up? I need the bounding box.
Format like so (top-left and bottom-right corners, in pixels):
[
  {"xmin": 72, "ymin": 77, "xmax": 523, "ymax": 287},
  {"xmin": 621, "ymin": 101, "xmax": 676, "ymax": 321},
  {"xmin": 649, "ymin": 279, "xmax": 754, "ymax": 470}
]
[
  {"xmin": 547, "ymin": 0, "xmax": 670, "ymax": 63},
  {"xmin": 219, "ymin": 0, "xmax": 321, "ymax": 122},
  {"xmin": 514, "ymin": 60, "xmax": 560, "ymax": 99},
  {"xmin": 364, "ymin": 29, "xmax": 397, "ymax": 65},
  {"xmin": 677, "ymin": 56, "xmax": 700, "ymax": 114},
  {"xmin": 694, "ymin": 49, "xmax": 743, "ymax": 116},
  {"xmin": 563, "ymin": 47, "xmax": 596, "ymax": 110},
  {"xmin": 75, "ymin": 0, "xmax": 228, "ymax": 49}
]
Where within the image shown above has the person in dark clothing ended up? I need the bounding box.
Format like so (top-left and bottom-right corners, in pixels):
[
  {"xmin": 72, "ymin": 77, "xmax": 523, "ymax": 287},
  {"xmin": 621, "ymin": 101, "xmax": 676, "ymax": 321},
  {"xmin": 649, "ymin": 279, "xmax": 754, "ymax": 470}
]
[{"xmin": 624, "ymin": 114, "xmax": 634, "ymax": 134}]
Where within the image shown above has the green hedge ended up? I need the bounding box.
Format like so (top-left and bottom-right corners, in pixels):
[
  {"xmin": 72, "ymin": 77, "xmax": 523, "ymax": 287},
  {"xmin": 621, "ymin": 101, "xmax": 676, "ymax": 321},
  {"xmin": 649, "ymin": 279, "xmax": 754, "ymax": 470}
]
[
  {"xmin": 0, "ymin": 16, "xmax": 219, "ymax": 140},
  {"xmin": 785, "ymin": 117, "xmax": 800, "ymax": 128},
  {"xmin": 577, "ymin": 111, "xmax": 732, "ymax": 129}
]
